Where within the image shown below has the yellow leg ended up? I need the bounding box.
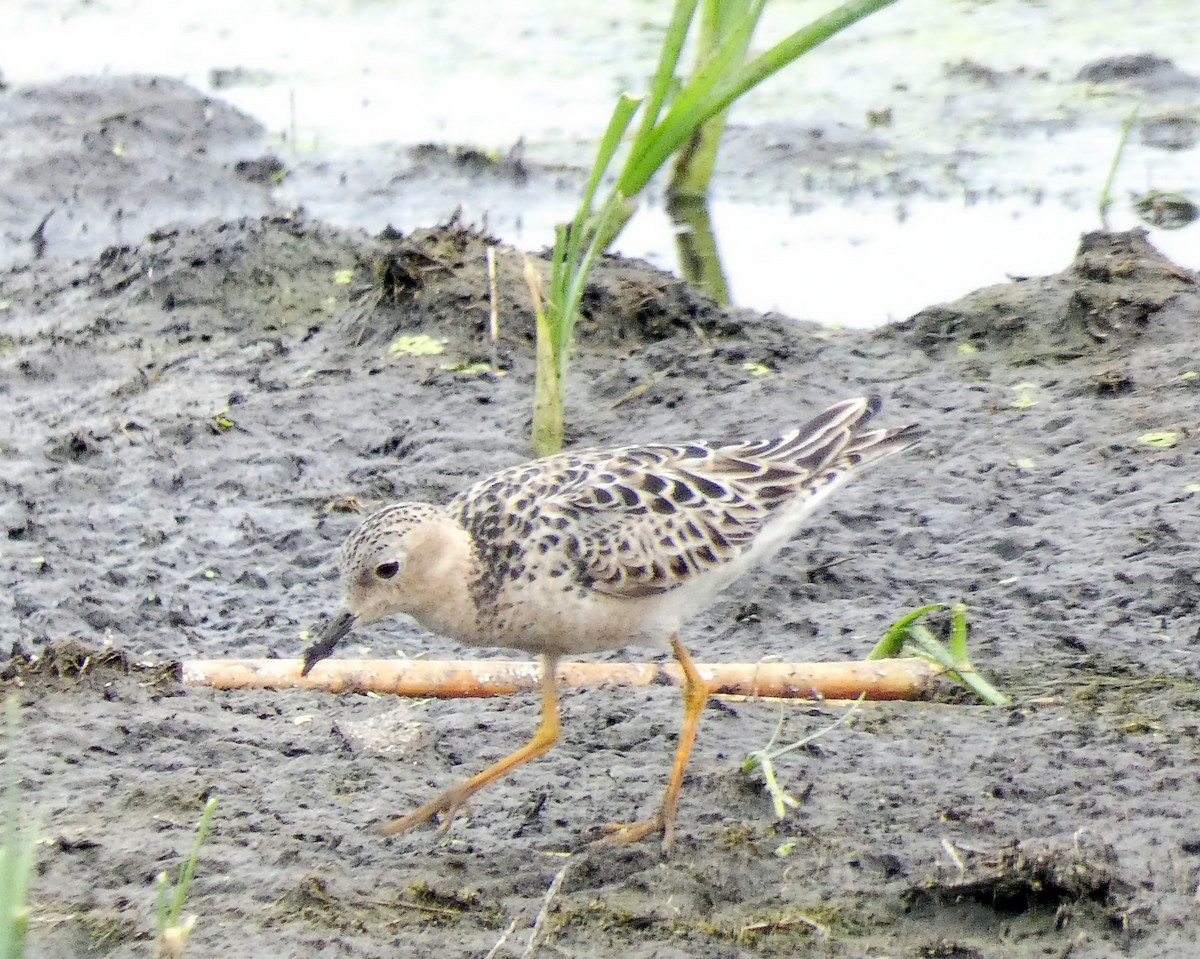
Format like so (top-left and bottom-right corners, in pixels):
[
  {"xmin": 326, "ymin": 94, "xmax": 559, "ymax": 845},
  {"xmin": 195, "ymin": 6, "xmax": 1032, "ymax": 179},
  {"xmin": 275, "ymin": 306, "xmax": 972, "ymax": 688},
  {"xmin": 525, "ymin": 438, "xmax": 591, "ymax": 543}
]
[
  {"xmin": 599, "ymin": 634, "xmax": 709, "ymax": 851},
  {"xmin": 379, "ymin": 654, "xmax": 561, "ymax": 837},
  {"xmin": 657, "ymin": 636, "xmax": 708, "ymax": 848}
]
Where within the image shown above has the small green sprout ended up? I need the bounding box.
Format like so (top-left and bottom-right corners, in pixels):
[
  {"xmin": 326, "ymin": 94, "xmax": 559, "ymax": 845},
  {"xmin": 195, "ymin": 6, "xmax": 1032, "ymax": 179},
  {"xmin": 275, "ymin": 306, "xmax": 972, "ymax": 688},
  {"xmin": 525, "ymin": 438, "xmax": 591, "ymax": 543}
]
[
  {"xmin": 743, "ymin": 697, "xmax": 865, "ymax": 820},
  {"xmin": 868, "ymin": 603, "xmax": 1009, "ymax": 706},
  {"xmin": 155, "ymin": 796, "xmax": 218, "ymax": 959}
]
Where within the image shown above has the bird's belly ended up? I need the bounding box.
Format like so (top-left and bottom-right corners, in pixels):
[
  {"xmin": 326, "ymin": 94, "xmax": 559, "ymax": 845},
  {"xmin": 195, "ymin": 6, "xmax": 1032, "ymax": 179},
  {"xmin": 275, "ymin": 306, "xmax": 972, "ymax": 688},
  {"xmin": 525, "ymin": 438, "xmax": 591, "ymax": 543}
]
[{"xmin": 475, "ymin": 588, "xmax": 678, "ymax": 658}]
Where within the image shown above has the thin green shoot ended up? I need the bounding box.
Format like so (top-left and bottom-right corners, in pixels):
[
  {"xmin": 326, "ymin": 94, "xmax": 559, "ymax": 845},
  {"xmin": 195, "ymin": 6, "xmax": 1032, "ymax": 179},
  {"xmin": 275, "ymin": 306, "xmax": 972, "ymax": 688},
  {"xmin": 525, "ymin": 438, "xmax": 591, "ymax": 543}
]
[
  {"xmin": 526, "ymin": 253, "xmax": 563, "ymax": 455},
  {"xmin": 155, "ymin": 796, "xmax": 218, "ymax": 959},
  {"xmin": 1, "ymin": 699, "xmax": 34, "ymax": 959},
  {"xmin": 868, "ymin": 603, "xmax": 1010, "ymax": 706},
  {"xmin": 667, "ymin": 0, "xmax": 758, "ymax": 301},
  {"xmin": 743, "ymin": 696, "xmax": 865, "ymax": 820},
  {"xmin": 1098, "ymin": 105, "xmax": 1139, "ymax": 230}
]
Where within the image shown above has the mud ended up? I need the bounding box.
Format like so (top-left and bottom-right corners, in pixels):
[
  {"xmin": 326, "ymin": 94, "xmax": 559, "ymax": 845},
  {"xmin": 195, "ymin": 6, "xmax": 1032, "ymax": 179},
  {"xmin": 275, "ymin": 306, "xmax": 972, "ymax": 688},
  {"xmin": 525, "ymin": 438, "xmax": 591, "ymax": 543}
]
[{"xmin": 2, "ymin": 77, "xmax": 1199, "ymax": 959}]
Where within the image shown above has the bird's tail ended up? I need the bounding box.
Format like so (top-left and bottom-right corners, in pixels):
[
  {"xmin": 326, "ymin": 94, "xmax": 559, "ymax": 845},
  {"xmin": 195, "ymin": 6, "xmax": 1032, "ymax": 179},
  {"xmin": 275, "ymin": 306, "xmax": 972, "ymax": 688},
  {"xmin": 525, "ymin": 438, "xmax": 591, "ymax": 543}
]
[{"xmin": 736, "ymin": 395, "xmax": 922, "ymax": 476}]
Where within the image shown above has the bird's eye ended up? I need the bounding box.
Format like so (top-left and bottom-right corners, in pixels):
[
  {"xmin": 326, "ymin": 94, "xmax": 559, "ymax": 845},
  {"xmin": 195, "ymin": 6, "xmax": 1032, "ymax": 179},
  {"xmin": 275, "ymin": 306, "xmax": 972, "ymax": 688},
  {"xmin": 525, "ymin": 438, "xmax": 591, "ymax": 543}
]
[{"xmin": 374, "ymin": 561, "xmax": 400, "ymax": 580}]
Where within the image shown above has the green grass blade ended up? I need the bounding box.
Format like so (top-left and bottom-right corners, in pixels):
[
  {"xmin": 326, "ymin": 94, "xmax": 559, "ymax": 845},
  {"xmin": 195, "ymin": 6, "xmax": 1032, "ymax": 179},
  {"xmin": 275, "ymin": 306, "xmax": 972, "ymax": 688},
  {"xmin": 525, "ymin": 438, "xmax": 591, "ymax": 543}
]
[
  {"xmin": 167, "ymin": 796, "xmax": 218, "ymax": 925},
  {"xmin": 584, "ymin": 95, "xmax": 643, "ymax": 206},
  {"xmin": 1, "ymin": 700, "xmax": 33, "ymax": 959},
  {"xmin": 529, "ymin": 249, "xmax": 565, "ymax": 456},
  {"xmin": 669, "ymin": 0, "xmax": 759, "ymax": 200},
  {"xmin": 570, "ymin": 93, "xmax": 642, "ymax": 262},
  {"xmin": 546, "ymin": 224, "xmax": 571, "ymax": 358},
  {"xmin": 622, "ymin": 0, "xmax": 766, "ymax": 195},
  {"xmin": 709, "ymin": 0, "xmax": 899, "ymax": 114},
  {"xmin": 156, "ymin": 795, "xmax": 218, "ymax": 957},
  {"xmin": 560, "ymin": 191, "xmax": 631, "ymax": 374},
  {"xmin": 867, "ymin": 603, "xmax": 946, "ymax": 659},
  {"xmin": 947, "ymin": 602, "xmax": 970, "ymax": 661},
  {"xmin": 547, "ymin": 224, "xmax": 568, "ymax": 306},
  {"xmin": 549, "ymin": 95, "xmax": 640, "ymax": 390},
  {"xmin": 1098, "ymin": 106, "xmax": 1139, "ymax": 229},
  {"xmin": 154, "ymin": 871, "xmax": 171, "ymax": 939},
  {"xmin": 904, "ymin": 625, "xmax": 1011, "ymax": 707},
  {"xmin": 628, "ymin": 0, "xmax": 898, "ymax": 190},
  {"xmin": 868, "ymin": 604, "xmax": 1009, "ymax": 706},
  {"xmin": 533, "ymin": 304, "xmax": 564, "ymax": 455},
  {"xmin": 946, "ymin": 664, "xmax": 1010, "ymax": 708},
  {"xmin": 626, "ymin": 0, "xmax": 699, "ymax": 157},
  {"xmin": 528, "ymin": 0, "xmax": 898, "ymax": 454}
]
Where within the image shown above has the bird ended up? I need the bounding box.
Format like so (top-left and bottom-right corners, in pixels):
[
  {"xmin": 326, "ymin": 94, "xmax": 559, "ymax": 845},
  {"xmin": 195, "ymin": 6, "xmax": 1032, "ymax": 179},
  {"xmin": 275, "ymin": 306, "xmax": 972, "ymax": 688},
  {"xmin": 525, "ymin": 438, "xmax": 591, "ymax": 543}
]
[{"xmin": 301, "ymin": 395, "xmax": 921, "ymax": 850}]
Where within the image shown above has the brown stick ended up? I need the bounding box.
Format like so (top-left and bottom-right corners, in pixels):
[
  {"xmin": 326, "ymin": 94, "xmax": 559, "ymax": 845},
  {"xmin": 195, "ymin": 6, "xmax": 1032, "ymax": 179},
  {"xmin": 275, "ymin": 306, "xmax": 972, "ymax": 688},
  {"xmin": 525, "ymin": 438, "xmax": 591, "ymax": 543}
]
[{"xmin": 182, "ymin": 657, "xmax": 941, "ymax": 701}]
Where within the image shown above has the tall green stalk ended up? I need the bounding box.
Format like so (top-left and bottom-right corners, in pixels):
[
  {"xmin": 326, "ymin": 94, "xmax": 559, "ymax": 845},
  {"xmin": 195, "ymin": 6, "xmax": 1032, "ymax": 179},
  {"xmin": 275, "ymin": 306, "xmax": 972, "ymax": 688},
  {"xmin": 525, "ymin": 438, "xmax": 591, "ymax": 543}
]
[
  {"xmin": 532, "ymin": 0, "xmax": 899, "ymax": 454},
  {"xmin": 668, "ymin": 0, "xmax": 757, "ymax": 303},
  {"xmin": 1098, "ymin": 106, "xmax": 1138, "ymax": 231},
  {"xmin": 668, "ymin": 0, "xmax": 757, "ymax": 202}
]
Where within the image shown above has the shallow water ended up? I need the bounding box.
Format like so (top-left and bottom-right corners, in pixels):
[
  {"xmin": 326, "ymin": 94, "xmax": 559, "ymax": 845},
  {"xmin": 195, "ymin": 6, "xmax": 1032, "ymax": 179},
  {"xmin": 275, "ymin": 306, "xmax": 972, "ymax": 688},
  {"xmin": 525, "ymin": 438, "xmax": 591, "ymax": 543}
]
[{"xmin": 4, "ymin": 0, "xmax": 1199, "ymax": 323}]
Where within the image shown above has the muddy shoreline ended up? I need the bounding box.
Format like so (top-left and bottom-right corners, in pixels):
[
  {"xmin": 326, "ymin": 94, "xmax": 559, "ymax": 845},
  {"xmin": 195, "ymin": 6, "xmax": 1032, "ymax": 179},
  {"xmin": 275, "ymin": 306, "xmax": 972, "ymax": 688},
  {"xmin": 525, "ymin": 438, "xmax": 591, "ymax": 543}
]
[{"xmin": 2, "ymin": 76, "xmax": 1199, "ymax": 958}]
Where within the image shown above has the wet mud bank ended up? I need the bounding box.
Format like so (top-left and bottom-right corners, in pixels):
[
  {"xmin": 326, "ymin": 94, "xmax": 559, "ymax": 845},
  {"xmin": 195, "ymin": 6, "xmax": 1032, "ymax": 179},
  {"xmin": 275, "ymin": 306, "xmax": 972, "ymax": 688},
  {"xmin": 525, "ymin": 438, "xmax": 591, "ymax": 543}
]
[{"xmin": 2, "ymin": 76, "xmax": 1198, "ymax": 959}]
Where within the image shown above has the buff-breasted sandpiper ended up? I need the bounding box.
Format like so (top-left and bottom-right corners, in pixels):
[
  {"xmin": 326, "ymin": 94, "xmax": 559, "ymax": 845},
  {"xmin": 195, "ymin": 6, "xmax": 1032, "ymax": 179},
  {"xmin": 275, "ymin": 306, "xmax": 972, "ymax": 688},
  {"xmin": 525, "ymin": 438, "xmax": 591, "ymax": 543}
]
[{"xmin": 302, "ymin": 395, "xmax": 921, "ymax": 849}]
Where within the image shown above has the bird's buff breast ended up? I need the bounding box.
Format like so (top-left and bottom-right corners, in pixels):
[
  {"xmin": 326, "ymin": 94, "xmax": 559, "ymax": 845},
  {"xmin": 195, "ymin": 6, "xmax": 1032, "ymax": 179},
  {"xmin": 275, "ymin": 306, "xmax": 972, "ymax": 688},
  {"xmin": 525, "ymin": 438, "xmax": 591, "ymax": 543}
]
[{"xmin": 458, "ymin": 583, "xmax": 679, "ymax": 658}]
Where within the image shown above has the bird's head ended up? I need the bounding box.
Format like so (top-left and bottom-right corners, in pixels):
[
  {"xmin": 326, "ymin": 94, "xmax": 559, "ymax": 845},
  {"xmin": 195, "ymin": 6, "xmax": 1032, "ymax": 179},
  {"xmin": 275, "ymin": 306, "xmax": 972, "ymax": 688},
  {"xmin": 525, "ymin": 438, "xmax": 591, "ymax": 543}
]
[{"xmin": 301, "ymin": 502, "xmax": 450, "ymax": 675}]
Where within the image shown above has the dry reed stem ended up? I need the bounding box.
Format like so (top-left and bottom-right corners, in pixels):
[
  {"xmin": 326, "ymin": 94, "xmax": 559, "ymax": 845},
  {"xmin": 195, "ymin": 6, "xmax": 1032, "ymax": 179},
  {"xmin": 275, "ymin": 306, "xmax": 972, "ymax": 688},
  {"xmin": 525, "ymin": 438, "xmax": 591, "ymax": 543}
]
[{"xmin": 182, "ymin": 657, "xmax": 940, "ymax": 701}]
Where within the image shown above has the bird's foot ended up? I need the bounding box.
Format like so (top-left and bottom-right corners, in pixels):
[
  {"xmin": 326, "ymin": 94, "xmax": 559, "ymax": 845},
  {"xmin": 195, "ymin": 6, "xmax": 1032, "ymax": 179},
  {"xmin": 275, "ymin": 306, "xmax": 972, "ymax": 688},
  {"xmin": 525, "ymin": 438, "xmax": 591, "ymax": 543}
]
[
  {"xmin": 375, "ymin": 782, "xmax": 474, "ymax": 837},
  {"xmin": 592, "ymin": 809, "xmax": 675, "ymax": 852}
]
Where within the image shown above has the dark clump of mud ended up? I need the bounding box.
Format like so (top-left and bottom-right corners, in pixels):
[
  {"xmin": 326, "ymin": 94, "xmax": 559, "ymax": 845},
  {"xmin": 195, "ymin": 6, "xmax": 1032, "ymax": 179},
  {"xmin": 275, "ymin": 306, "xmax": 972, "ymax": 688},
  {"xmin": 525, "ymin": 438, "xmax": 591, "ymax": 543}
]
[
  {"xmin": 895, "ymin": 227, "xmax": 1195, "ymax": 363},
  {"xmin": 2, "ymin": 76, "xmax": 1199, "ymax": 959}
]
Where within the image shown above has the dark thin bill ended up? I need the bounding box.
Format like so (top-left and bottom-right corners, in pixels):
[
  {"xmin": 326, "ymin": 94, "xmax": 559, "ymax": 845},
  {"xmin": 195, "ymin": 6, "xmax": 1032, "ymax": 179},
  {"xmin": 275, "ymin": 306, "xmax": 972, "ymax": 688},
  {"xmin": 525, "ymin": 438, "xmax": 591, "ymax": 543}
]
[{"xmin": 300, "ymin": 609, "xmax": 356, "ymax": 676}]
